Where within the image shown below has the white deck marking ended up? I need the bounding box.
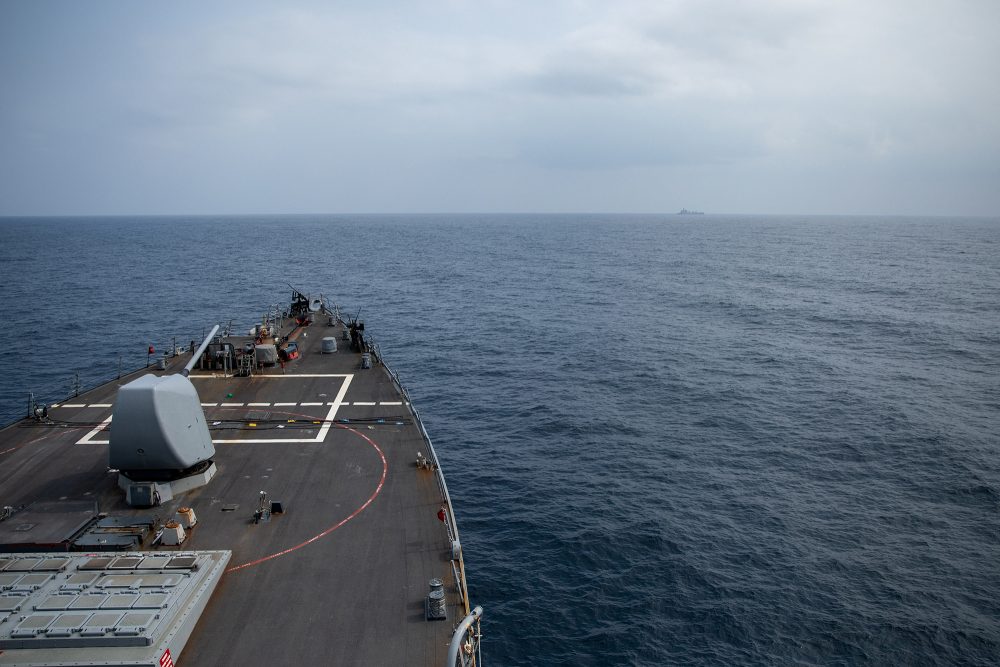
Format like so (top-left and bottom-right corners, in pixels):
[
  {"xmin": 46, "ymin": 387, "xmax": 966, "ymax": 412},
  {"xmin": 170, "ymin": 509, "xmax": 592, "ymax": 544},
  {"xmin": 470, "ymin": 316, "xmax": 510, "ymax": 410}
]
[
  {"xmin": 300, "ymin": 402, "xmax": 323, "ymax": 406},
  {"xmin": 221, "ymin": 402, "xmax": 244, "ymax": 407},
  {"xmin": 315, "ymin": 374, "xmax": 353, "ymax": 443},
  {"xmin": 352, "ymin": 401, "xmax": 376, "ymax": 406},
  {"xmin": 247, "ymin": 403, "xmax": 271, "ymax": 407},
  {"xmin": 212, "ymin": 374, "xmax": 353, "ymax": 444},
  {"xmin": 379, "ymin": 401, "xmax": 402, "ymax": 406},
  {"xmin": 61, "ymin": 404, "xmax": 86, "ymax": 408},
  {"xmin": 78, "ymin": 416, "xmax": 113, "ymax": 445},
  {"xmin": 189, "ymin": 373, "xmax": 352, "ymax": 379},
  {"xmin": 90, "ymin": 403, "xmax": 112, "ymax": 408},
  {"xmin": 77, "ymin": 374, "xmax": 360, "ymax": 445},
  {"xmin": 273, "ymin": 402, "xmax": 297, "ymax": 406}
]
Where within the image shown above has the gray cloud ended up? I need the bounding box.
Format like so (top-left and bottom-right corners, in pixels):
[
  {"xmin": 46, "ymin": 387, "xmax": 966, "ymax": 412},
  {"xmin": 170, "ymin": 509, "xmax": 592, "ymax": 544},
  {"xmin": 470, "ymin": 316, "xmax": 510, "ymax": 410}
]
[{"xmin": 1, "ymin": 0, "xmax": 998, "ymax": 215}]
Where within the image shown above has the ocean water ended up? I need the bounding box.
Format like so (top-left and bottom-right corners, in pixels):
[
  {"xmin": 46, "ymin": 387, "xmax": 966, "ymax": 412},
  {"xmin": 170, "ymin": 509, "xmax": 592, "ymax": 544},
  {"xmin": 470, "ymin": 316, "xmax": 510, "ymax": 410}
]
[{"xmin": 1, "ymin": 214, "xmax": 998, "ymax": 665}]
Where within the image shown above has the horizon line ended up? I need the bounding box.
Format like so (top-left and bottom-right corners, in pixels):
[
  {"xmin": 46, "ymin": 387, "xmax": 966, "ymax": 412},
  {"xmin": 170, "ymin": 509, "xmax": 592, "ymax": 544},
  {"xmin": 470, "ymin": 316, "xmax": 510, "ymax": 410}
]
[{"xmin": 1, "ymin": 211, "xmax": 998, "ymax": 220}]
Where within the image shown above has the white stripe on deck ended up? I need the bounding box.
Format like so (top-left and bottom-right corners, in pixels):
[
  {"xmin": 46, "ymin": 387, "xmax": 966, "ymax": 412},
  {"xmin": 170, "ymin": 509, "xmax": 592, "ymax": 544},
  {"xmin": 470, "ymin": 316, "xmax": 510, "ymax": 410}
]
[
  {"xmin": 73, "ymin": 374, "xmax": 385, "ymax": 445},
  {"xmin": 78, "ymin": 416, "xmax": 113, "ymax": 445},
  {"xmin": 213, "ymin": 375, "xmax": 353, "ymax": 444}
]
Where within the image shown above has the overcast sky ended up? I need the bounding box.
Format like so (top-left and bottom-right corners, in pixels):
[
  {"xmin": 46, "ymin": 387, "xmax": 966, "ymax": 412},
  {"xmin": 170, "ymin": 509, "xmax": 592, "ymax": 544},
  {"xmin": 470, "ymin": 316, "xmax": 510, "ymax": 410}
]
[{"xmin": 1, "ymin": 1, "xmax": 998, "ymax": 216}]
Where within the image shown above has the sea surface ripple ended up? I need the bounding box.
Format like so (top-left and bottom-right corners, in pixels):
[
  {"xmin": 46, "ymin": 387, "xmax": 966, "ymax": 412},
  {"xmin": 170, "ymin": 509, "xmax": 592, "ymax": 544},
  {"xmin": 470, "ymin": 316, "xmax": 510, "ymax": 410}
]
[{"xmin": 1, "ymin": 214, "xmax": 998, "ymax": 665}]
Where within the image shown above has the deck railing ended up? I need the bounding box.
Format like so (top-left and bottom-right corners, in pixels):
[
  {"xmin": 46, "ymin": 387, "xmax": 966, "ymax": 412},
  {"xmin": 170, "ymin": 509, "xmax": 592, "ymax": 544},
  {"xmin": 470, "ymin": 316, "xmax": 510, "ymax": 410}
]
[{"xmin": 325, "ymin": 300, "xmax": 482, "ymax": 666}]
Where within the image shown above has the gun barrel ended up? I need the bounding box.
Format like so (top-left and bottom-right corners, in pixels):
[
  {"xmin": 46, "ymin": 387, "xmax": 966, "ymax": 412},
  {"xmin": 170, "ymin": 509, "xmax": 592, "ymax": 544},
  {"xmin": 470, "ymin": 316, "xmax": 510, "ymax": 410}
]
[{"xmin": 182, "ymin": 325, "xmax": 221, "ymax": 377}]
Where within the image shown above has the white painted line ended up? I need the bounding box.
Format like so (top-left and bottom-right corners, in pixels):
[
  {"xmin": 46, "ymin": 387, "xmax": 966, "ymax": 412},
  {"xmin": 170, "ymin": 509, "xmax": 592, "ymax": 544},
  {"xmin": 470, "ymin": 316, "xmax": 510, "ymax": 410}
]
[
  {"xmin": 316, "ymin": 374, "xmax": 352, "ymax": 443},
  {"xmin": 91, "ymin": 403, "xmax": 113, "ymax": 408},
  {"xmin": 273, "ymin": 402, "xmax": 297, "ymax": 406},
  {"xmin": 300, "ymin": 402, "xmax": 323, "ymax": 406},
  {"xmin": 353, "ymin": 401, "xmax": 376, "ymax": 406},
  {"xmin": 379, "ymin": 401, "xmax": 402, "ymax": 406},
  {"xmin": 61, "ymin": 404, "xmax": 86, "ymax": 408},
  {"xmin": 221, "ymin": 403, "xmax": 244, "ymax": 407},
  {"xmin": 189, "ymin": 373, "xmax": 352, "ymax": 379},
  {"xmin": 214, "ymin": 437, "xmax": 322, "ymax": 444},
  {"xmin": 247, "ymin": 403, "xmax": 271, "ymax": 407},
  {"xmin": 77, "ymin": 416, "xmax": 113, "ymax": 445},
  {"xmin": 50, "ymin": 404, "xmax": 60, "ymax": 408},
  {"xmin": 212, "ymin": 375, "xmax": 354, "ymax": 444},
  {"xmin": 201, "ymin": 403, "xmax": 218, "ymax": 407},
  {"xmin": 80, "ymin": 377, "xmax": 359, "ymax": 446}
]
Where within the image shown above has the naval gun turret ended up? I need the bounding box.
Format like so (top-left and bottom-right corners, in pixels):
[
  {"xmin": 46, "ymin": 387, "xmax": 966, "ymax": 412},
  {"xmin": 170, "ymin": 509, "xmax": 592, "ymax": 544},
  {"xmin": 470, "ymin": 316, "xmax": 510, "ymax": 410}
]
[{"xmin": 110, "ymin": 326, "xmax": 220, "ymax": 507}]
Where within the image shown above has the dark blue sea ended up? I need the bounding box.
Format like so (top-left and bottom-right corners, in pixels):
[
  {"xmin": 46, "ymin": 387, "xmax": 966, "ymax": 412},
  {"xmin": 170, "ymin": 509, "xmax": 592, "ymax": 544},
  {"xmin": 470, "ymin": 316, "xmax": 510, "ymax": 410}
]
[{"xmin": 1, "ymin": 214, "xmax": 998, "ymax": 665}]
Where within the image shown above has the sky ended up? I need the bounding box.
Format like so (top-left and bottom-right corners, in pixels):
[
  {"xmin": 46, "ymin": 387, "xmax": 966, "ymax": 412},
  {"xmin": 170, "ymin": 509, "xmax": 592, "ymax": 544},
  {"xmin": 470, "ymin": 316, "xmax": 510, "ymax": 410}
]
[{"xmin": 1, "ymin": 0, "xmax": 998, "ymax": 216}]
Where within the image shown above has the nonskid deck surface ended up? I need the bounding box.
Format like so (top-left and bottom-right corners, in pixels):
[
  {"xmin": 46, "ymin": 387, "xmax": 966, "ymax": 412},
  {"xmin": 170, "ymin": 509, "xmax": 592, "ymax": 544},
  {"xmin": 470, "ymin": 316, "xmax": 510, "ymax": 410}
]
[{"xmin": 0, "ymin": 319, "xmax": 461, "ymax": 666}]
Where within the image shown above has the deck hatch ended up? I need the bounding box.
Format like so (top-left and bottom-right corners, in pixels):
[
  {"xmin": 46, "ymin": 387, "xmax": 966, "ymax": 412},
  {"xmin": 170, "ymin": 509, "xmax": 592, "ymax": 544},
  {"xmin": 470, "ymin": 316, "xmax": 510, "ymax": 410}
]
[
  {"xmin": 63, "ymin": 572, "xmax": 100, "ymax": 587},
  {"xmin": 135, "ymin": 555, "xmax": 172, "ymax": 569},
  {"xmin": 10, "ymin": 614, "xmax": 54, "ymax": 638},
  {"xmin": 0, "ymin": 573, "xmax": 22, "ymax": 589},
  {"xmin": 166, "ymin": 555, "xmax": 198, "ymax": 569},
  {"xmin": 69, "ymin": 593, "xmax": 108, "ymax": 609},
  {"xmin": 132, "ymin": 573, "xmax": 183, "ymax": 587},
  {"xmin": 0, "ymin": 594, "xmax": 28, "ymax": 612},
  {"xmin": 134, "ymin": 592, "xmax": 169, "ymax": 608},
  {"xmin": 114, "ymin": 611, "xmax": 156, "ymax": 636},
  {"xmin": 44, "ymin": 612, "xmax": 92, "ymax": 637},
  {"xmin": 79, "ymin": 611, "xmax": 124, "ymax": 636},
  {"xmin": 36, "ymin": 594, "xmax": 75, "ymax": 610},
  {"xmin": 80, "ymin": 556, "xmax": 115, "ymax": 570},
  {"xmin": 97, "ymin": 574, "xmax": 145, "ymax": 588},
  {"xmin": 34, "ymin": 557, "xmax": 70, "ymax": 571},
  {"xmin": 102, "ymin": 593, "xmax": 141, "ymax": 609},
  {"xmin": 6, "ymin": 558, "xmax": 42, "ymax": 571},
  {"xmin": 109, "ymin": 556, "xmax": 144, "ymax": 569},
  {"xmin": 11, "ymin": 573, "xmax": 51, "ymax": 590}
]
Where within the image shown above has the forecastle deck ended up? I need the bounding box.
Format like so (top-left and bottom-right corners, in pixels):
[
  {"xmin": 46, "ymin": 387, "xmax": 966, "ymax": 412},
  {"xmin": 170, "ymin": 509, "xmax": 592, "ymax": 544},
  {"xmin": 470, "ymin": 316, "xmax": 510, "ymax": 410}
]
[{"xmin": 0, "ymin": 310, "xmax": 473, "ymax": 666}]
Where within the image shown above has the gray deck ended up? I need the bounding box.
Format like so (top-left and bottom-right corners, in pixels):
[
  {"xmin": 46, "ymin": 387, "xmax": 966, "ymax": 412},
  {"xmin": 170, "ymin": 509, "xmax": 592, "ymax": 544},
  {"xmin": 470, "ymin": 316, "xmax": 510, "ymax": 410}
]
[{"xmin": 0, "ymin": 317, "xmax": 464, "ymax": 666}]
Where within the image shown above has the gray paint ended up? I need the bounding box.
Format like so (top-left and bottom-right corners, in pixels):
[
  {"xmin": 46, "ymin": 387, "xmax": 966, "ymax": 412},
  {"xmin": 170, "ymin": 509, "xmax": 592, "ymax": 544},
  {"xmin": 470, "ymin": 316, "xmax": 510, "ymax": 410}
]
[{"xmin": 109, "ymin": 375, "xmax": 214, "ymax": 471}]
